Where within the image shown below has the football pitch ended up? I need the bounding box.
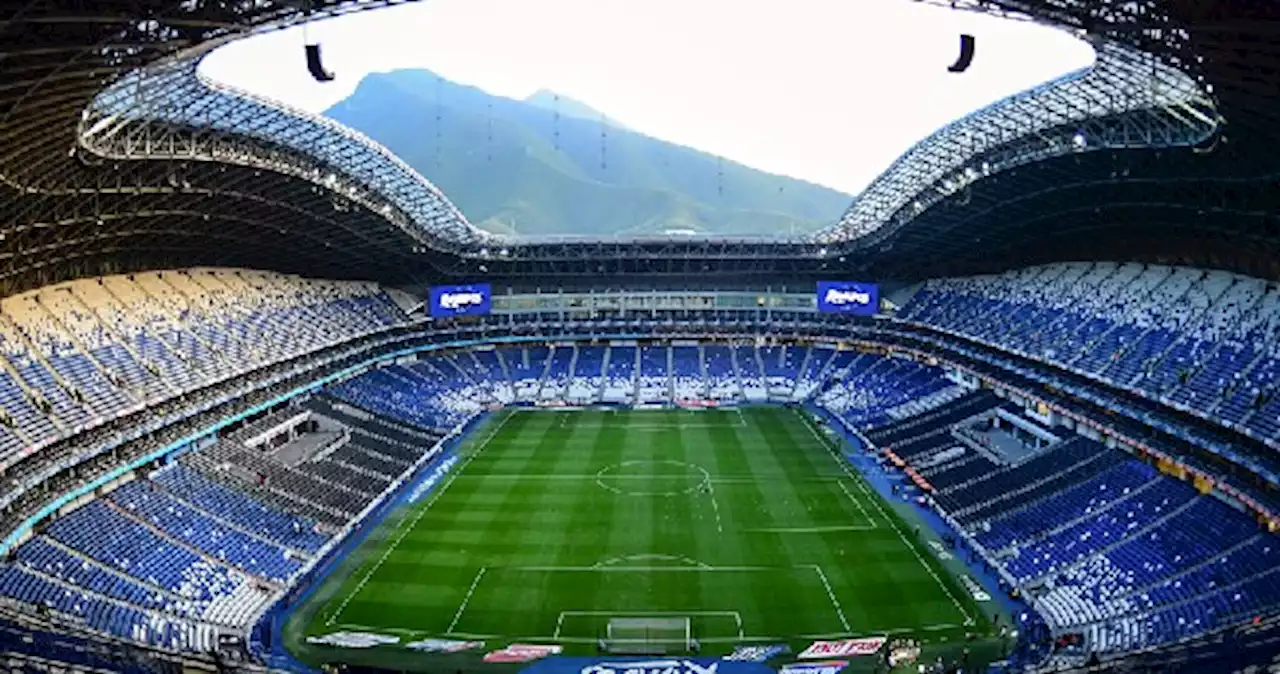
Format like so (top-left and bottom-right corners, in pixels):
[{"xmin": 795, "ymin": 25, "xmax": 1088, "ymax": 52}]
[{"xmin": 288, "ymin": 406, "xmax": 1001, "ymax": 668}]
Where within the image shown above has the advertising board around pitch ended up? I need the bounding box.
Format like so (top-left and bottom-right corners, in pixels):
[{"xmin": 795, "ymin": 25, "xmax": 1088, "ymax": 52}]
[
  {"xmin": 815, "ymin": 281, "xmax": 879, "ymax": 316},
  {"xmin": 429, "ymin": 283, "xmax": 492, "ymax": 318}
]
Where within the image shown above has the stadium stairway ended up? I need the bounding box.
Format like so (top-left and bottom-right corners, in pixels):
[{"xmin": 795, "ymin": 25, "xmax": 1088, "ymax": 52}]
[{"xmin": 596, "ymin": 347, "xmax": 612, "ymax": 402}]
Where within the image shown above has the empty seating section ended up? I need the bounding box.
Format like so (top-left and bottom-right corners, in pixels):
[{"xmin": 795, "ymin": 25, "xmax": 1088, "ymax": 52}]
[
  {"xmin": 704, "ymin": 346, "xmax": 736, "ymax": 399},
  {"xmin": 329, "ymin": 361, "xmax": 478, "ymax": 431},
  {"xmin": 816, "ymin": 354, "xmax": 954, "ymax": 427},
  {"xmin": 106, "ymin": 481, "xmax": 302, "ymax": 582},
  {"xmin": 0, "ymin": 364, "xmax": 459, "ymax": 653},
  {"xmin": 990, "ymin": 467, "xmax": 1276, "ymax": 653},
  {"xmin": 540, "ymin": 347, "xmax": 575, "ymax": 400},
  {"xmin": 865, "ymin": 390, "xmax": 999, "ymax": 447},
  {"xmin": 902, "ymin": 262, "xmax": 1280, "ymax": 443},
  {"xmin": 151, "ymin": 466, "xmax": 327, "ymax": 553},
  {"xmin": 603, "ymin": 346, "xmax": 636, "ymax": 400},
  {"xmin": 760, "ymin": 345, "xmax": 804, "ymax": 391},
  {"xmin": 857, "ymin": 376, "xmax": 1276, "ymax": 656},
  {"xmin": 793, "ymin": 347, "xmax": 834, "ymax": 399},
  {"xmin": 0, "ymin": 269, "xmax": 407, "ymax": 470},
  {"xmin": 1, "ymin": 287, "xmax": 1274, "ymax": 670},
  {"xmin": 569, "ymin": 346, "xmax": 605, "ymax": 401},
  {"xmin": 936, "ymin": 438, "xmax": 1106, "ymax": 514},
  {"xmin": 637, "ymin": 345, "xmax": 667, "ymax": 401},
  {"xmin": 1036, "ymin": 497, "xmax": 1277, "ymax": 652},
  {"xmin": 507, "ymin": 346, "xmax": 550, "ymax": 400},
  {"xmin": 974, "ymin": 459, "xmax": 1158, "ymax": 551},
  {"xmin": 469, "ymin": 349, "xmax": 515, "ymax": 403}
]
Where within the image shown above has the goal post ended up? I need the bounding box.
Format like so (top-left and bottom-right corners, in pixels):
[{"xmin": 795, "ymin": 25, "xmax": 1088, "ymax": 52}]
[{"xmin": 604, "ymin": 617, "xmax": 696, "ymax": 654}]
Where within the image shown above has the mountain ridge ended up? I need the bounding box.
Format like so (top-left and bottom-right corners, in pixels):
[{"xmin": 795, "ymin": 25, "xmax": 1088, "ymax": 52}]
[{"xmin": 323, "ymin": 69, "xmax": 850, "ymax": 238}]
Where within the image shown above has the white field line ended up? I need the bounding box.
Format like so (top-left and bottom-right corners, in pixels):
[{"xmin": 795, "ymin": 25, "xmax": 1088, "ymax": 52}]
[
  {"xmin": 337, "ymin": 625, "xmax": 964, "ymax": 644},
  {"xmin": 447, "ymin": 567, "xmax": 488, "ymax": 633},
  {"xmin": 744, "ymin": 524, "xmax": 877, "ymax": 533},
  {"xmin": 511, "ymin": 565, "xmax": 777, "ymax": 572},
  {"xmin": 592, "ymin": 553, "xmax": 712, "ymax": 569},
  {"xmin": 329, "ymin": 623, "xmax": 437, "ymax": 636},
  {"xmin": 558, "ymin": 610, "xmax": 745, "ymax": 615},
  {"xmin": 447, "ymin": 474, "xmax": 838, "ymax": 483},
  {"xmin": 836, "ymin": 479, "xmax": 877, "ymax": 528},
  {"xmin": 325, "ymin": 412, "xmax": 513, "ymax": 626},
  {"xmin": 557, "ymin": 407, "xmax": 748, "ymax": 430},
  {"xmin": 795, "ymin": 409, "xmax": 975, "ymax": 626},
  {"xmin": 555, "ymin": 611, "xmax": 744, "ymax": 640},
  {"xmin": 707, "ymin": 479, "xmax": 725, "ymax": 533},
  {"xmin": 599, "ymin": 422, "xmax": 749, "ymax": 430},
  {"xmin": 807, "ymin": 564, "xmax": 851, "ymax": 633}
]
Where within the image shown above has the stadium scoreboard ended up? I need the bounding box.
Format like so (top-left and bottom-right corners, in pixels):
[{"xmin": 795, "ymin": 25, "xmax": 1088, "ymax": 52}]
[
  {"xmin": 428, "ymin": 283, "xmax": 492, "ymax": 318},
  {"xmin": 815, "ymin": 281, "xmax": 879, "ymax": 316}
]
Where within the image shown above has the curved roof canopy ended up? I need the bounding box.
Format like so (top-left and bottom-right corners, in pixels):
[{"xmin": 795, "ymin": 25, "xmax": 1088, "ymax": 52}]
[{"xmin": 1, "ymin": 0, "xmax": 1278, "ymax": 292}]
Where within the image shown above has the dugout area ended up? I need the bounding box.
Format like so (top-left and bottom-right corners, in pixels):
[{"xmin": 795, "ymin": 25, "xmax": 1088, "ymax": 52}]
[{"xmin": 279, "ymin": 406, "xmax": 1013, "ymax": 671}]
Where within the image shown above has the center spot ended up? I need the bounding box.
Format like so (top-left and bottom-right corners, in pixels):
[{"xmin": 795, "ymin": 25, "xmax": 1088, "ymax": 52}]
[{"xmin": 595, "ymin": 460, "xmax": 711, "ymax": 497}]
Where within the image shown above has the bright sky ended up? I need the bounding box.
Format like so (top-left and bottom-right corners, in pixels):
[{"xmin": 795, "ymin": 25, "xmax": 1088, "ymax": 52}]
[{"xmin": 201, "ymin": 0, "xmax": 1094, "ymax": 195}]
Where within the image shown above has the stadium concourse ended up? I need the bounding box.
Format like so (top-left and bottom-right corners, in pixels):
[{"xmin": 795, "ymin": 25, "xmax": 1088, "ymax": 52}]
[{"xmin": 3, "ymin": 1, "xmax": 1280, "ymax": 674}]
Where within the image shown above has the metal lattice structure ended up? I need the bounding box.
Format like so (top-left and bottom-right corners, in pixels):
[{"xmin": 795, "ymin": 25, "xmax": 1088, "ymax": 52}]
[
  {"xmin": 1, "ymin": 0, "xmax": 1279, "ymax": 292},
  {"xmin": 816, "ymin": 40, "xmax": 1217, "ymax": 244}
]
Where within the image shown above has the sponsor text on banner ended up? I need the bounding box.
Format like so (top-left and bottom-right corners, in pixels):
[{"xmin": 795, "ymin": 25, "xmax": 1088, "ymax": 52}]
[{"xmin": 797, "ymin": 637, "xmax": 887, "ymax": 659}]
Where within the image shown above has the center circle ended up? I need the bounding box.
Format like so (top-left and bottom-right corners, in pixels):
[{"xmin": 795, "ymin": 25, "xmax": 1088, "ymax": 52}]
[{"xmin": 595, "ymin": 460, "xmax": 711, "ymax": 496}]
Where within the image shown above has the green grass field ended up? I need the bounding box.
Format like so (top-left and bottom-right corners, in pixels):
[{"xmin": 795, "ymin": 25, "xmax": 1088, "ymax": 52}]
[{"xmin": 287, "ymin": 407, "xmax": 1004, "ymax": 670}]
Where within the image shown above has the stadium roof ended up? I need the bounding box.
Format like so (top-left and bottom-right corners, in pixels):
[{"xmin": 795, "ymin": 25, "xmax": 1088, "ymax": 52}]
[{"xmin": 1, "ymin": 0, "xmax": 1278, "ymax": 293}]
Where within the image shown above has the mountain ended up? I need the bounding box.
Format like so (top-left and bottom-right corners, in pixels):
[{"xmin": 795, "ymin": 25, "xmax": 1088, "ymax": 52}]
[
  {"xmin": 523, "ymin": 89, "xmax": 631, "ymax": 131},
  {"xmin": 323, "ymin": 69, "xmax": 851, "ymax": 238}
]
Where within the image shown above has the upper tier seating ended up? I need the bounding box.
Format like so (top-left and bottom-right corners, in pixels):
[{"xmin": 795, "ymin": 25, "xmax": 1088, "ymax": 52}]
[
  {"xmin": 901, "ymin": 263, "xmax": 1280, "ymax": 445},
  {"xmin": 0, "ymin": 269, "xmax": 408, "ymax": 471}
]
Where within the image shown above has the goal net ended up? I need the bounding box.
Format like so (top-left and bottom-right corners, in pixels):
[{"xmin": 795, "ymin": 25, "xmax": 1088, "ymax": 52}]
[{"xmin": 603, "ymin": 617, "xmax": 695, "ymax": 654}]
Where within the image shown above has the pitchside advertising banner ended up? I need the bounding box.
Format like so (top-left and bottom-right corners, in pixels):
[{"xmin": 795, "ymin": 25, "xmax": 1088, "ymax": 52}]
[
  {"xmin": 815, "ymin": 281, "xmax": 879, "ymax": 316},
  {"xmin": 796, "ymin": 636, "xmax": 887, "ymax": 659},
  {"xmin": 519, "ymin": 657, "xmax": 773, "ymax": 674},
  {"xmin": 517, "ymin": 641, "xmax": 881, "ymax": 674},
  {"xmin": 429, "ymin": 283, "xmax": 492, "ymax": 318}
]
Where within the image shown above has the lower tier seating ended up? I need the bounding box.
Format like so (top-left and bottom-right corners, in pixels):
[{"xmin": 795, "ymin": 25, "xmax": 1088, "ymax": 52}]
[{"xmin": 0, "ymin": 365, "xmax": 455, "ymax": 653}]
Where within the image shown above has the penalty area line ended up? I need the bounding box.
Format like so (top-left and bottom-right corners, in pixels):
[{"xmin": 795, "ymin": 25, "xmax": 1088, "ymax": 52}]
[
  {"xmin": 744, "ymin": 524, "xmax": 877, "ymax": 533},
  {"xmin": 836, "ymin": 479, "xmax": 876, "ymax": 528},
  {"xmin": 324, "ymin": 412, "xmax": 512, "ymax": 627},
  {"xmin": 795, "ymin": 409, "xmax": 975, "ymax": 626},
  {"xmin": 447, "ymin": 567, "xmax": 488, "ymax": 634},
  {"xmin": 707, "ymin": 479, "xmax": 724, "ymax": 533},
  {"xmin": 807, "ymin": 564, "xmax": 851, "ymax": 633}
]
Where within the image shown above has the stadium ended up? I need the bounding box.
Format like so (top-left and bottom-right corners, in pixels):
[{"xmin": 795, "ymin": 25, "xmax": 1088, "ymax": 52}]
[{"xmin": 0, "ymin": 1, "xmax": 1279, "ymax": 673}]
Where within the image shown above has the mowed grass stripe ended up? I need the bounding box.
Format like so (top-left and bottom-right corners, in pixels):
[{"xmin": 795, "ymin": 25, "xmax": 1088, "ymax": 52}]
[
  {"xmin": 315, "ymin": 407, "xmax": 984, "ymax": 647},
  {"xmin": 781, "ymin": 408, "xmax": 976, "ymax": 627},
  {"xmin": 771, "ymin": 408, "xmax": 956, "ymax": 630},
  {"xmin": 331, "ymin": 411, "xmax": 514, "ymax": 630},
  {"xmin": 695, "ymin": 411, "xmax": 844, "ymax": 635}
]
